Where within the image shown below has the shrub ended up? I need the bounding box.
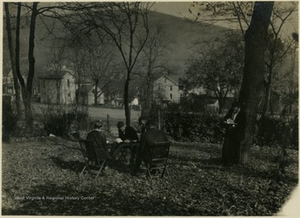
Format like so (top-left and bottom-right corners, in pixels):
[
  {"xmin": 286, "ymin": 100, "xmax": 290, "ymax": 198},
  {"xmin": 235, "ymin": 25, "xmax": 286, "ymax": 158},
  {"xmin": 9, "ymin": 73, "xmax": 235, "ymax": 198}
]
[
  {"xmin": 254, "ymin": 116, "xmax": 298, "ymax": 149},
  {"xmin": 289, "ymin": 116, "xmax": 298, "ymax": 150},
  {"xmin": 162, "ymin": 111, "xmax": 224, "ymax": 143},
  {"xmin": 39, "ymin": 105, "xmax": 90, "ymax": 137},
  {"xmin": 152, "ymin": 103, "xmax": 298, "ymax": 149},
  {"xmin": 2, "ymin": 96, "xmax": 19, "ymax": 142}
]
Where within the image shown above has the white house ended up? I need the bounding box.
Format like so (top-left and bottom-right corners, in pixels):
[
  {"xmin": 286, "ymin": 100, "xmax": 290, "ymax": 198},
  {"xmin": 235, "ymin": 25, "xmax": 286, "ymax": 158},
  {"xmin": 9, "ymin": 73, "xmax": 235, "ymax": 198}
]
[
  {"xmin": 131, "ymin": 97, "xmax": 139, "ymax": 106},
  {"xmin": 39, "ymin": 68, "xmax": 76, "ymax": 104},
  {"xmin": 3, "ymin": 70, "xmax": 15, "ymax": 96},
  {"xmin": 153, "ymin": 75, "xmax": 183, "ymax": 104}
]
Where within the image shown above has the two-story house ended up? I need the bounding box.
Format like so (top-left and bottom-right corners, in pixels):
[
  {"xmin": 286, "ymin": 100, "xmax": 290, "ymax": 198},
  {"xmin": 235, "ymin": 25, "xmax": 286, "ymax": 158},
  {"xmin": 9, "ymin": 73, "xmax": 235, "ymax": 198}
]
[
  {"xmin": 39, "ymin": 67, "xmax": 76, "ymax": 104},
  {"xmin": 3, "ymin": 70, "xmax": 15, "ymax": 97},
  {"xmin": 153, "ymin": 75, "xmax": 183, "ymax": 104},
  {"xmin": 153, "ymin": 74, "xmax": 236, "ymax": 112}
]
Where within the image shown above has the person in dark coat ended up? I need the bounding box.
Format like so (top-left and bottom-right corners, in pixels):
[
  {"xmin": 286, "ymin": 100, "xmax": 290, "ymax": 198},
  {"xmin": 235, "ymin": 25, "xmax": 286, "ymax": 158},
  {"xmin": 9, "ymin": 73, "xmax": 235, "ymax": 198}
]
[
  {"xmin": 132, "ymin": 120, "xmax": 168, "ymax": 175},
  {"xmin": 117, "ymin": 121, "xmax": 139, "ymax": 142},
  {"xmin": 86, "ymin": 120, "xmax": 113, "ymax": 163},
  {"xmin": 222, "ymin": 101, "xmax": 246, "ymax": 166},
  {"xmin": 111, "ymin": 121, "xmax": 139, "ymax": 164},
  {"xmin": 138, "ymin": 116, "xmax": 148, "ymax": 134}
]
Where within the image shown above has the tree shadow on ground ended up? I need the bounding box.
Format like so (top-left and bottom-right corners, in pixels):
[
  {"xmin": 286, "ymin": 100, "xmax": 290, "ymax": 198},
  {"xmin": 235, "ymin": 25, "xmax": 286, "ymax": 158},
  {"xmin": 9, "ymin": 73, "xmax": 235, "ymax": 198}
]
[
  {"xmin": 199, "ymin": 157, "xmax": 223, "ymax": 166},
  {"xmin": 106, "ymin": 160, "xmax": 132, "ymax": 174},
  {"xmin": 51, "ymin": 156, "xmax": 134, "ymax": 175},
  {"xmin": 169, "ymin": 152, "xmax": 221, "ymax": 166},
  {"xmin": 51, "ymin": 157, "xmax": 83, "ymax": 173}
]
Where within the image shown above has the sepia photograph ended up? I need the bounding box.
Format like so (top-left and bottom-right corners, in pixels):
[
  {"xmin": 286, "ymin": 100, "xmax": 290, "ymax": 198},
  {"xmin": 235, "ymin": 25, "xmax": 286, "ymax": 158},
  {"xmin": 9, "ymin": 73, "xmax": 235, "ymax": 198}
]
[{"xmin": 1, "ymin": 1, "xmax": 299, "ymax": 216}]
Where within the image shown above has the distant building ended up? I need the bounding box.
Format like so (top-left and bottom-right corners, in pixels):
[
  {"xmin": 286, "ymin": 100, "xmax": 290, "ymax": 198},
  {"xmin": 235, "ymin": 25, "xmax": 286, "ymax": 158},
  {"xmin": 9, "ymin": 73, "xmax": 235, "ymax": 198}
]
[
  {"xmin": 2, "ymin": 70, "xmax": 15, "ymax": 97},
  {"xmin": 153, "ymin": 74, "xmax": 239, "ymax": 112},
  {"xmin": 131, "ymin": 97, "xmax": 139, "ymax": 106},
  {"xmin": 38, "ymin": 67, "xmax": 76, "ymax": 104},
  {"xmin": 153, "ymin": 75, "xmax": 183, "ymax": 104}
]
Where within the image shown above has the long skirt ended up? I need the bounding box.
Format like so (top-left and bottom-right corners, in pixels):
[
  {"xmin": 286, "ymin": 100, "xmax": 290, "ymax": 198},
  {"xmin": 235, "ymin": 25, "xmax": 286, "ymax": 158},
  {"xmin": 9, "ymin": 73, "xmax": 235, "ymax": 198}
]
[{"xmin": 222, "ymin": 128, "xmax": 240, "ymax": 166}]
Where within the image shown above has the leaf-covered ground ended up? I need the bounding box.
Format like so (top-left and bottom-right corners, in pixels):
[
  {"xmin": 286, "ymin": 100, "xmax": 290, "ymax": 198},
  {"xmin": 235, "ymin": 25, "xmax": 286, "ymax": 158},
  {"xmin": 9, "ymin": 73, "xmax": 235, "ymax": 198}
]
[{"xmin": 2, "ymin": 137, "xmax": 298, "ymax": 216}]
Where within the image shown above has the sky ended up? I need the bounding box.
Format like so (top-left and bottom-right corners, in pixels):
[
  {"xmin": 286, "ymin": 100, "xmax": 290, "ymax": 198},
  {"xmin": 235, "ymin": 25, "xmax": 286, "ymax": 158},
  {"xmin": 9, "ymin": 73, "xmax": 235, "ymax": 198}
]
[{"xmin": 152, "ymin": 1, "xmax": 298, "ymax": 39}]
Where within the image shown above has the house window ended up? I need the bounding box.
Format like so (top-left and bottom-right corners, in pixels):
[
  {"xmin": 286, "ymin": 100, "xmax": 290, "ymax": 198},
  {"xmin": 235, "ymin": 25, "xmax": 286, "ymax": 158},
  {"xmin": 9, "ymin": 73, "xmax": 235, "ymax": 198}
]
[
  {"xmin": 67, "ymin": 79, "xmax": 70, "ymax": 87},
  {"xmin": 68, "ymin": 93, "xmax": 71, "ymax": 97},
  {"xmin": 170, "ymin": 85, "xmax": 172, "ymax": 91},
  {"xmin": 170, "ymin": 94, "xmax": 172, "ymax": 99},
  {"xmin": 158, "ymin": 85, "xmax": 161, "ymax": 91},
  {"xmin": 164, "ymin": 78, "xmax": 166, "ymax": 83}
]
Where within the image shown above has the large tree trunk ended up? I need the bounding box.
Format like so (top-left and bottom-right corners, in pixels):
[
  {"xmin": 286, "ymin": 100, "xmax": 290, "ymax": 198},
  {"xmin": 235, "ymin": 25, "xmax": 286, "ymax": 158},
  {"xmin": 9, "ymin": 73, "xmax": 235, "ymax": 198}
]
[
  {"xmin": 143, "ymin": 77, "xmax": 153, "ymax": 117},
  {"xmin": 94, "ymin": 80, "xmax": 99, "ymax": 105},
  {"xmin": 238, "ymin": 2, "xmax": 274, "ymax": 164},
  {"xmin": 24, "ymin": 2, "xmax": 39, "ymax": 128},
  {"xmin": 56, "ymin": 80, "xmax": 61, "ymax": 104},
  {"xmin": 124, "ymin": 78, "xmax": 131, "ymax": 126},
  {"xmin": 218, "ymin": 96, "xmax": 225, "ymax": 114},
  {"xmin": 4, "ymin": 3, "xmax": 22, "ymax": 116},
  {"xmin": 262, "ymin": 81, "xmax": 272, "ymax": 116}
]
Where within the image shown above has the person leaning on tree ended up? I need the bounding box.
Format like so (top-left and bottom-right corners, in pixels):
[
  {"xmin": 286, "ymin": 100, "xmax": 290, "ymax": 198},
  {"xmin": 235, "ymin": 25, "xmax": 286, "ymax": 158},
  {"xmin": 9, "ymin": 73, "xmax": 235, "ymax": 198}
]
[{"xmin": 222, "ymin": 101, "xmax": 246, "ymax": 166}]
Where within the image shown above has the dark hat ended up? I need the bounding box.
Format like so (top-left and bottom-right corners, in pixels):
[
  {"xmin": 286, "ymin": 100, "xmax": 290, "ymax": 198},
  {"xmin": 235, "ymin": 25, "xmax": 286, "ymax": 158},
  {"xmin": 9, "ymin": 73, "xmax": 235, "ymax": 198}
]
[
  {"xmin": 138, "ymin": 116, "xmax": 147, "ymax": 124},
  {"xmin": 94, "ymin": 120, "xmax": 103, "ymax": 129},
  {"xmin": 117, "ymin": 121, "xmax": 125, "ymax": 129}
]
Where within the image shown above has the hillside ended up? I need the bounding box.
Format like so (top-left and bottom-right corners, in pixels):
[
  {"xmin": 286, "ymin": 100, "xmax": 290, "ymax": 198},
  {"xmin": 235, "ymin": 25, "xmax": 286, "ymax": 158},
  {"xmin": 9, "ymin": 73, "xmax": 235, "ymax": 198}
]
[
  {"xmin": 148, "ymin": 11, "xmax": 232, "ymax": 74},
  {"xmin": 2, "ymin": 10, "xmax": 233, "ymax": 86}
]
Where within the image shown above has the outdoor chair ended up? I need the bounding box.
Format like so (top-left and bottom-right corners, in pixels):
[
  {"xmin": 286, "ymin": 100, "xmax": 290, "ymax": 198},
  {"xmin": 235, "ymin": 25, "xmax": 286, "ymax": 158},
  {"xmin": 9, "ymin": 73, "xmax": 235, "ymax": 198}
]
[
  {"xmin": 117, "ymin": 144, "xmax": 131, "ymax": 162},
  {"xmin": 146, "ymin": 141, "xmax": 171, "ymax": 180},
  {"xmin": 116, "ymin": 141, "xmax": 139, "ymax": 164},
  {"xmin": 79, "ymin": 139, "xmax": 112, "ymax": 179}
]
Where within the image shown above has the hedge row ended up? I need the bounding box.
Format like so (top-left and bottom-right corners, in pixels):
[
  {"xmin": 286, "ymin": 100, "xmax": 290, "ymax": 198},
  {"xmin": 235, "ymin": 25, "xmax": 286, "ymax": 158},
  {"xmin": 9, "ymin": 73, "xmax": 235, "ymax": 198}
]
[
  {"xmin": 254, "ymin": 116, "xmax": 298, "ymax": 149},
  {"xmin": 162, "ymin": 112, "xmax": 298, "ymax": 149},
  {"xmin": 2, "ymin": 96, "xmax": 18, "ymax": 142},
  {"xmin": 163, "ymin": 112, "xmax": 224, "ymax": 143},
  {"xmin": 38, "ymin": 106, "xmax": 90, "ymax": 137}
]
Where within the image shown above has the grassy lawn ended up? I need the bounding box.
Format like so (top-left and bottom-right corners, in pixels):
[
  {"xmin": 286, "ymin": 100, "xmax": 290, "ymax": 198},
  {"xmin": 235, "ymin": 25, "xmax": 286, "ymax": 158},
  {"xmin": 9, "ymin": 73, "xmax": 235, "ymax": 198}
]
[
  {"xmin": 2, "ymin": 137, "xmax": 298, "ymax": 216},
  {"xmin": 31, "ymin": 102, "xmax": 141, "ymax": 136}
]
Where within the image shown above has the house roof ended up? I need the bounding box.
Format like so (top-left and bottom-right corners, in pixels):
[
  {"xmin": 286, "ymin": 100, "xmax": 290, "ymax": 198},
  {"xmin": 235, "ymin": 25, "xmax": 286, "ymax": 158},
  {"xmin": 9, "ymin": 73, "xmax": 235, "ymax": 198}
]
[
  {"xmin": 38, "ymin": 69, "xmax": 73, "ymax": 79},
  {"xmin": 76, "ymin": 77, "xmax": 92, "ymax": 85},
  {"xmin": 156, "ymin": 74, "xmax": 183, "ymax": 85},
  {"xmin": 167, "ymin": 74, "xmax": 183, "ymax": 84},
  {"xmin": 76, "ymin": 85, "xmax": 101, "ymax": 95}
]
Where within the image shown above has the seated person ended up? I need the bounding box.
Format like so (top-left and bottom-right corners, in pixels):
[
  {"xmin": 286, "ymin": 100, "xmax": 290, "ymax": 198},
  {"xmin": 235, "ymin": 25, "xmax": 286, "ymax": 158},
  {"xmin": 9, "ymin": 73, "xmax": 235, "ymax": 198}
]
[
  {"xmin": 86, "ymin": 120, "xmax": 113, "ymax": 162},
  {"xmin": 111, "ymin": 121, "xmax": 139, "ymax": 164},
  {"xmin": 138, "ymin": 116, "xmax": 148, "ymax": 134},
  {"xmin": 132, "ymin": 120, "xmax": 168, "ymax": 175},
  {"xmin": 117, "ymin": 121, "xmax": 139, "ymax": 142}
]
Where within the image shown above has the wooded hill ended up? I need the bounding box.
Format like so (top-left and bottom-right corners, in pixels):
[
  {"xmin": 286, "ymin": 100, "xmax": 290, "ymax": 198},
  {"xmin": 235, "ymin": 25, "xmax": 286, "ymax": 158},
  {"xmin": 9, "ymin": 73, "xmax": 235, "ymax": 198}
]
[{"xmin": 2, "ymin": 10, "xmax": 232, "ymax": 82}]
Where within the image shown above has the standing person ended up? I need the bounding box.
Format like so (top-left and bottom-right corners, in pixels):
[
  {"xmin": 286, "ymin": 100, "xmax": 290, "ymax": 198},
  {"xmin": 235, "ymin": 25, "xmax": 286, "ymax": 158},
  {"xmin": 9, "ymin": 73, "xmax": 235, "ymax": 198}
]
[
  {"xmin": 132, "ymin": 120, "xmax": 168, "ymax": 175},
  {"xmin": 111, "ymin": 121, "xmax": 139, "ymax": 165},
  {"xmin": 86, "ymin": 120, "xmax": 113, "ymax": 163},
  {"xmin": 222, "ymin": 102, "xmax": 246, "ymax": 166}
]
